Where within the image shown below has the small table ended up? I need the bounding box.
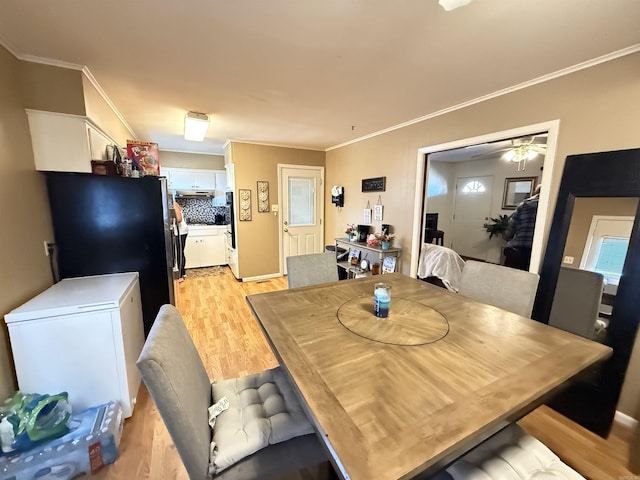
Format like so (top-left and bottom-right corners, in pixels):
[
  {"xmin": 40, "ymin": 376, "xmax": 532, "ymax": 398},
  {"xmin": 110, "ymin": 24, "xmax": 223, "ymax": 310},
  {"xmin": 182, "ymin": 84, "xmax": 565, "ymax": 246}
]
[{"xmin": 246, "ymin": 274, "xmax": 611, "ymax": 480}]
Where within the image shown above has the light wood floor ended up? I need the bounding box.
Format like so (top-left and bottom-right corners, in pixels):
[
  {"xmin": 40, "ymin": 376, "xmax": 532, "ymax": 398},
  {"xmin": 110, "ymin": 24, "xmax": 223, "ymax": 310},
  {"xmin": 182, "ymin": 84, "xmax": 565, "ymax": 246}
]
[{"xmin": 97, "ymin": 267, "xmax": 637, "ymax": 480}]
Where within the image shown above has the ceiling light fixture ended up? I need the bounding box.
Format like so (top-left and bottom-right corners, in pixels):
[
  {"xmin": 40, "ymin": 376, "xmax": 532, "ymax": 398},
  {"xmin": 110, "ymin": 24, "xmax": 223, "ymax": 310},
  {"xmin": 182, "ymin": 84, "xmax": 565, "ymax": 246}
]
[
  {"xmin": 503, "ymin": 146, "xmax": 539, "ymax": 171},
  {"xmin": 184, "ymin": 111, "xmax": 210, "ymax": 142},
  {"xmin": 438, "ymin": 0, "xmax": 472, "ymax": 11}
]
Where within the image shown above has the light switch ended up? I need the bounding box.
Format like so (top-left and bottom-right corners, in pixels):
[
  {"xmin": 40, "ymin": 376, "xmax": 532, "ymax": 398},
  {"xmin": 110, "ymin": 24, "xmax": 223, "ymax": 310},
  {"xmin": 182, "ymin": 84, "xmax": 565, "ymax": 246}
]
[
  {"xmin": 563, "ymin": 256, "xmax": 574, "ymax": 264},
  {"xmin": 271, "ymin": 205, "xmax": 278, "ymax": 212}
]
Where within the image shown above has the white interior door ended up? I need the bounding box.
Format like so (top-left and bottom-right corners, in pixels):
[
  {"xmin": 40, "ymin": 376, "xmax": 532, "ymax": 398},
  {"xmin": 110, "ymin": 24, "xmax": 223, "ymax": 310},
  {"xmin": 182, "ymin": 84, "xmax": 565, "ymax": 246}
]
[
  {"xmin": 452, "ymin": 176, "xmax": 494, "ymax": 260},
  {"xmin": 280, "ymin": 165, "xmax": 324, "ymax": 274}
]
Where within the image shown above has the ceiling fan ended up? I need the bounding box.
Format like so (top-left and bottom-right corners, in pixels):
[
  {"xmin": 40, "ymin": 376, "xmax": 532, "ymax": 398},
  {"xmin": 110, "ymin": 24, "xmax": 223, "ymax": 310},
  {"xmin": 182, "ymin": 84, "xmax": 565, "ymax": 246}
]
[{"xmin": 472, "ymin": 134, "xmax": 548, "ymax": 171}]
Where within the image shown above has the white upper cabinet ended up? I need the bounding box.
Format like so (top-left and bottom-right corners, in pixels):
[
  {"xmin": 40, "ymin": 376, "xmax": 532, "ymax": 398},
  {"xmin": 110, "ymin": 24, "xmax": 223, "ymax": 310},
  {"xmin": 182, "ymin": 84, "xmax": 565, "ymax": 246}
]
[
  {"xmin": 162, "ymin": 167, "xmax": 227, "ymax": 203},
  {"xmin": 225, "ymin": 163, "xmax": 235, "ymax": 191},
  {"xmin": 214, "ymin": 171, "xmax": 227, "ymax": 192},
  {"xmin": 167, "ymin": 169, "xmax": 216, "ymax": 191},
  {"xmin": 26, "ymin": 110, "xmax": 118, "ymax": 173}
]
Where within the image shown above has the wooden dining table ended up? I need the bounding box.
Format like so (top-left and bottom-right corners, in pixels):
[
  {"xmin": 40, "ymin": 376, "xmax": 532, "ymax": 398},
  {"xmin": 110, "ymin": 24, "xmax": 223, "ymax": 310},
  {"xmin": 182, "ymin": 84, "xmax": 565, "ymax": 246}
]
[{"xmin": 246, "ymin": 273, "xmax": 612, "ymax": 480}]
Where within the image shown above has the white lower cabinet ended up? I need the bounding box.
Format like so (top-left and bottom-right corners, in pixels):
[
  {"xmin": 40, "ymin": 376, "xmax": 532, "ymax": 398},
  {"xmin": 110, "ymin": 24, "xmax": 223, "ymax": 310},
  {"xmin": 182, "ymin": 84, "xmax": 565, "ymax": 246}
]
[
  {"xmin": 226, "ymin": 244, "xmax": 238, "ymax": 278},
  {"xmin": 185, "ymin": 226, "xmax": 227, "ymax": 268}
]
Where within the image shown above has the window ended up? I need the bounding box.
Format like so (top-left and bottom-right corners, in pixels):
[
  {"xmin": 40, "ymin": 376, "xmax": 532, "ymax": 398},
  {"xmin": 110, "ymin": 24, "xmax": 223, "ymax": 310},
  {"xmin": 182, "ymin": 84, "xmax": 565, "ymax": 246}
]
[
  {"xmin": 288, "ymin": 177, "xmax": 314, "ymax": 226},
  {"xmin": 581, "ymin": 215, "xmax": 634, "ymax": 286},
  {"xmin": 461, "ymin": 180, "xmax": 486, "ymax": 193},
  {"xmin": 593, "ymin": 236, "xmax": 629, "ymax": 282}
]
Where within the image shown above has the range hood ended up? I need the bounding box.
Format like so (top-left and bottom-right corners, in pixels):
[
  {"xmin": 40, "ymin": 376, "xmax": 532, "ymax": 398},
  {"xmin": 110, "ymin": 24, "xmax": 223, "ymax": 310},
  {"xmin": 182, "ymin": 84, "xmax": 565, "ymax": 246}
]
[{"xmin": 175, "ymin": 190, "xmax": 215, "ymax": 198}]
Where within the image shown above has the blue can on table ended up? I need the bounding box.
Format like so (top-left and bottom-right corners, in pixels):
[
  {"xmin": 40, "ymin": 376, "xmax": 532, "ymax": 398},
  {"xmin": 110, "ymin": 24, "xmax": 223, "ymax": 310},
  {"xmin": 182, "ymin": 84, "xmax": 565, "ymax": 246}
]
[{"xmin": 374, "ymin": 283, "xmax": 391, "ymax": 318}]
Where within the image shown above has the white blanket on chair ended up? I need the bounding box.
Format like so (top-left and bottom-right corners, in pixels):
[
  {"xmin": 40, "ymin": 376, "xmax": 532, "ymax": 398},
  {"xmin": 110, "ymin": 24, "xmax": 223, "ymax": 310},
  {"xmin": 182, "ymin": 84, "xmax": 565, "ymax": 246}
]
[{"xmin": 417, "ymin": 243, "xmax": 465, "ymax": 291}]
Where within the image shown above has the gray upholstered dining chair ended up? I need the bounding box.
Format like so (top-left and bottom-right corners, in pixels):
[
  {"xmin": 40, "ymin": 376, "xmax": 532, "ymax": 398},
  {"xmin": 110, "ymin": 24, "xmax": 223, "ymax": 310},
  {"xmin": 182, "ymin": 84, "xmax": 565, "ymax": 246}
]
[
  {"xmin": 430, "ymin": 423, "xmax": 586, "ymax": 480},
  {"xmin": 548, "ymin": 267, "xmax": 604, "ymax": 339},
  {"xmin": 286, "ymin": 252, "xmax": 339, "ymax": 288},
  {"xmin": 136, "ymin": 305, "xmax": 328, "ymax": 480},
  {"xmin": 458, "ymin": 260, "xmax": 540, "ymax": 318}
]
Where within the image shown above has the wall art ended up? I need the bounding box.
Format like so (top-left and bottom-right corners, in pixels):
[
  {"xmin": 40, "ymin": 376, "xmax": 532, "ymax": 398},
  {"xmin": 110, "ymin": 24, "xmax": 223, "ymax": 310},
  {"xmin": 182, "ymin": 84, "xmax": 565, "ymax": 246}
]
[
  {"xmin": 239, "ymin": 189, "xmax": 252, "ymax": 221},
  {"xmin": 362, "ymin": 177, "xmax": 386, "ymax": 192},
  {"xmin": 257, "ymin": 181, "xmax": 270, "ymax": 212},
  {"xmin": 373, "ymin": 195, "xmax": 384, "ymax": 221},
  {"xmin": 363, "ymin": 200, "xmax": 372, "ymax": 224}
]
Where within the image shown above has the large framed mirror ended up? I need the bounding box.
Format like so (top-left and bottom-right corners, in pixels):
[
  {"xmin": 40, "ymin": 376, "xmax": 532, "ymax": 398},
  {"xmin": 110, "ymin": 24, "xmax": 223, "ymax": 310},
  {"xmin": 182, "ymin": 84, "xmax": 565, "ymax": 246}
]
[{"xmin": 533, "ymin": 147, "xmax": 640, "ymax": 437}]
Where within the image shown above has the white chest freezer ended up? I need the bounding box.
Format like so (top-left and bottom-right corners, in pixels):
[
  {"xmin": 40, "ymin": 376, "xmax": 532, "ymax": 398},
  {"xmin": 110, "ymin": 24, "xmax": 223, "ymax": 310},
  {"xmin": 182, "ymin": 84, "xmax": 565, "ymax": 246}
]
[{"xmin": 4, "ymin": 272, "xmax": 145, "ymax": 418}]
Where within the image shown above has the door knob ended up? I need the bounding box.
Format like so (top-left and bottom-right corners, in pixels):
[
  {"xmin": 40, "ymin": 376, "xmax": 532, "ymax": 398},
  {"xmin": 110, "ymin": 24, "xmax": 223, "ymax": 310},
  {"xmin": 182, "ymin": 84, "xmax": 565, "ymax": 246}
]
[{"xmin": 284, "ymin": 228, "xmax": 289, "ymax": 233}]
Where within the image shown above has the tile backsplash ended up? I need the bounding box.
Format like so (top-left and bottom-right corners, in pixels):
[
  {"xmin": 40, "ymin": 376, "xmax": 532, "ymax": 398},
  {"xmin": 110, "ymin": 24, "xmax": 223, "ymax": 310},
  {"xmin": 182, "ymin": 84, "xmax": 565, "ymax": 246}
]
[{"xmin": 176, "ymin": 198, "xmax": 229, "ymax": 224}]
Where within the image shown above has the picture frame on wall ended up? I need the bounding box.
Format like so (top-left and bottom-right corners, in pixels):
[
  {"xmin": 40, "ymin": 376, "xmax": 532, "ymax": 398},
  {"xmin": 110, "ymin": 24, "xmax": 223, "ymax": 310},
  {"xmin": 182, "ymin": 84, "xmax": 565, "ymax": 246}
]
[
  {"xmin": 257, "ymin": 181, "xmax": 269, "ymax": 212},
  {"xmin": 373, "ymin": 204, "xmax": 383, "ymax": 221},
  {"xmin": 363, "ymin": 208, "xmax": 372, "ymax": 224},
  {"xmin": 502, "ymin": 177, "xmax": 537, "ymax": 209},
  {"xmin": 239, "ymin": 189, "xmax": 252, "ymax": 221}
]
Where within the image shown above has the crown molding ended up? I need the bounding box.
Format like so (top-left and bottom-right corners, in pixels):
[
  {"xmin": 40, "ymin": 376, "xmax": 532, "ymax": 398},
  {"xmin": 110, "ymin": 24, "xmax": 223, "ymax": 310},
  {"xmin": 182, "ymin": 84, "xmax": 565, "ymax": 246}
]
[
  {"xmin": 0, "ymin": 44, "xmax": 138, "ymax": 141},
  {"xmin": 80, "ymin": 67, "xmax": 137, "ymax": 139},
  {"xmin": 0, "ymin": 33, "xmax": 22, "ymax": 58},
  {"xmin": 18, "ymin": 54, "xmax": 84, "ymax": 70},
  {"xmin": 327, "ymin": 44, "xmax": 640, "ymax": 152},
  {"xmin": 226, "ymin": 139, "xmax": 324, "ymax": 152},
  {"xmin": 159, "ymin": 148, "xmax": 224, "ymax": 156}
]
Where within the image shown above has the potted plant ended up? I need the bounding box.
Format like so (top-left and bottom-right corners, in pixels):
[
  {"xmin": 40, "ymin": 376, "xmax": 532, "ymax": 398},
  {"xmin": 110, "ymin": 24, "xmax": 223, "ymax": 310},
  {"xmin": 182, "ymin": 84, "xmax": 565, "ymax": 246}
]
[
  {"xmin": 345, "ymin": 224, "xmax": 357, "ymax": 241},
  {"xmin": 483, "ymin": 214, "xmax": 512, "ymax": 240},
  {"xmin": 375, "ymin": 232, "xmax": 396, "ymax": 250}
]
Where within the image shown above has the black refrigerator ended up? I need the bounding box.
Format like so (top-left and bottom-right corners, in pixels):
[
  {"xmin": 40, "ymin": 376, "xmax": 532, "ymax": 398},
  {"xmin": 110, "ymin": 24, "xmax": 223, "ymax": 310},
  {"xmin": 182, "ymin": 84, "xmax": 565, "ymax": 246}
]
[{"xmin": 45, "ymin": 172, "xmax": 175, "ymax": 335}]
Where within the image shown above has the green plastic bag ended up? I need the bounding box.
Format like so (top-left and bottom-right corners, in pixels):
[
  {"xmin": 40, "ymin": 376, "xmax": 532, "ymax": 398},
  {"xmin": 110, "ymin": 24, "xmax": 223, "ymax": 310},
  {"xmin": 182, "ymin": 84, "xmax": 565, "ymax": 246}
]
[{"xmin": 0, "ymin": 391, "xmax": 71, "ymax": 453}]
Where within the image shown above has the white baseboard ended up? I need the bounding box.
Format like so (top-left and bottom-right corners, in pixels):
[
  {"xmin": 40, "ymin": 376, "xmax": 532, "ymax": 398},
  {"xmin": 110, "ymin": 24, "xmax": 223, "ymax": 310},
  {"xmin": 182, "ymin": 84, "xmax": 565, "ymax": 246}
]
[
  {"xmin": 614, "ymin": 410, "xmax": 638, "ymax": 429},
  {"xmin": 242, "ymin": 273, "xmax": 283, "ymax": 282}
]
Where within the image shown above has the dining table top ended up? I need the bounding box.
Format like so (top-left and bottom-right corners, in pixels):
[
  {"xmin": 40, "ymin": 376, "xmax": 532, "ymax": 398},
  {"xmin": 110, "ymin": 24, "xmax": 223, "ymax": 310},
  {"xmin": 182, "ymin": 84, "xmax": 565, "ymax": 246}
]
[{"xmin": 246, "ymin": 273, "xmax": 612, "ymax": 480}]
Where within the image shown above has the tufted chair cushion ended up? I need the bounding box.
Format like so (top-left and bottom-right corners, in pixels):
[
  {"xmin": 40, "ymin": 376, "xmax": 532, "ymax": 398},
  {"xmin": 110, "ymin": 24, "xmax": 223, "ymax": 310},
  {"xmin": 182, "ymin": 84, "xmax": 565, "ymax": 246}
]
[
  {"xmin": 445, "ymin": 424, "xmax": 585, "ymax": 480},
  {"xmin": 209, "ymin": 367, "xmax": 314, "ymax": 474}
]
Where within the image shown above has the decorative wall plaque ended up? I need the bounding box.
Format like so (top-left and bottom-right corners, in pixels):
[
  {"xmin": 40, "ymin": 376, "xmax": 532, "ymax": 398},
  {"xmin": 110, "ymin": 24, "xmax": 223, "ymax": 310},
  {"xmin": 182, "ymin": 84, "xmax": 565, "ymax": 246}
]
[
  {"xmin": 363, "ymin": 200, "xmax": 372, "ymax": 224},
  {"xmin": 373, "ymin": 195, "xmax": 384, "ymax": 221},
  {"xmin": 238, "ymin": 189, "xmax": 252, "ymax": 221},
  {"xmin": 257, "ymin": 181, "xmax": 270, "ymax": 212},
  {"xmin": 362, "ymin": 177, "xmax": 386, "ymax": 192}
]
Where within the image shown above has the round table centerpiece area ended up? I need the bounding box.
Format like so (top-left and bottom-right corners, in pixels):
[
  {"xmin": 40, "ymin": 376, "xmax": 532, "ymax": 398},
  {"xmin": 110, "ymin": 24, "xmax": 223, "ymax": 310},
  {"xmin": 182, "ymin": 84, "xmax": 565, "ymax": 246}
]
[{"xmin": 337, "ymin": 296, "xmax": 449, "ymax": 346}]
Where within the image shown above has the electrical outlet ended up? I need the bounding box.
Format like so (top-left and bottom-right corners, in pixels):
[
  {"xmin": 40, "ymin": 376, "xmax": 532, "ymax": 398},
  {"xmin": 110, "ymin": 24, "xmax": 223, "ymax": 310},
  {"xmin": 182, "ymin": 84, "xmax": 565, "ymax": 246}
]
[{"xmin": 563, "ymin": 256, "xmax": 574, "ymax": 264}]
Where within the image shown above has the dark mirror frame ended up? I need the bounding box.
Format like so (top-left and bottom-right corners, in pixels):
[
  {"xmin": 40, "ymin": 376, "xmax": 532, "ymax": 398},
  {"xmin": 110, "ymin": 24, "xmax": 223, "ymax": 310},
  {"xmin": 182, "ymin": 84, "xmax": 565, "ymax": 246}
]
[{"xmin": 533, "ymin": 147, "xmax": 640, "ymax": 437}]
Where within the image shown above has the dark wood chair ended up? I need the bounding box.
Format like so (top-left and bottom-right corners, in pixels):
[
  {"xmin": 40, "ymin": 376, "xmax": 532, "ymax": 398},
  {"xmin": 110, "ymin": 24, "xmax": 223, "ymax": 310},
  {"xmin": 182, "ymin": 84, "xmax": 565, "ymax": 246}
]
[{"xmin": 424, "ymin": 212, "xmax": 444, "ymax": 245}]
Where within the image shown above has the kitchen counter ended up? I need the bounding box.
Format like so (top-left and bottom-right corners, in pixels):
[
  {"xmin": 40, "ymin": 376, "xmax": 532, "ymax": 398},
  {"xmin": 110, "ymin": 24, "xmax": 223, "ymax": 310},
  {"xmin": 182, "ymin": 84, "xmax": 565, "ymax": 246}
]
[{"xmin": 187, "ymin": 224, "xmax": 228, "ymax": 230}]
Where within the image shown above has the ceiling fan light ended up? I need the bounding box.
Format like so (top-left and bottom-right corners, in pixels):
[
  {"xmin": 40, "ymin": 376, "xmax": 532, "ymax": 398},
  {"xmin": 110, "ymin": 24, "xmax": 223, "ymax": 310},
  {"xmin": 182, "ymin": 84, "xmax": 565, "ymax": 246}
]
[
  {"xmin": 526, "ymin": 149, "xmax": 538, "ymax": 160},
  {"xmin": 503, "ymin": 150, "xmax": 516, "ymax": 162},
  {"xmin": 184, "ymin": 111, "xmax": 210, "ymax": 142},
  {"xmin": 438, "ymin": 0, "xmax": 472, "ymax": 11}
]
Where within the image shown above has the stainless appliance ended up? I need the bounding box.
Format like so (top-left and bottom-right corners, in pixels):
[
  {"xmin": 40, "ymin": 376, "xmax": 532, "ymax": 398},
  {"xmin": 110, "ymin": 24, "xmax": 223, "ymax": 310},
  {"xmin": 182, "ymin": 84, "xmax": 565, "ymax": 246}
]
[
  {"xmin": 175, "ymin": 190, "xmax": 215, "ymax": 198},
  {"xmin": 225, "ymin": 191, "xmax": 236, "ymax": 249},
  {"xmin": 45, "ymin": 172, "xmax": 175, "ymax": 336}
]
